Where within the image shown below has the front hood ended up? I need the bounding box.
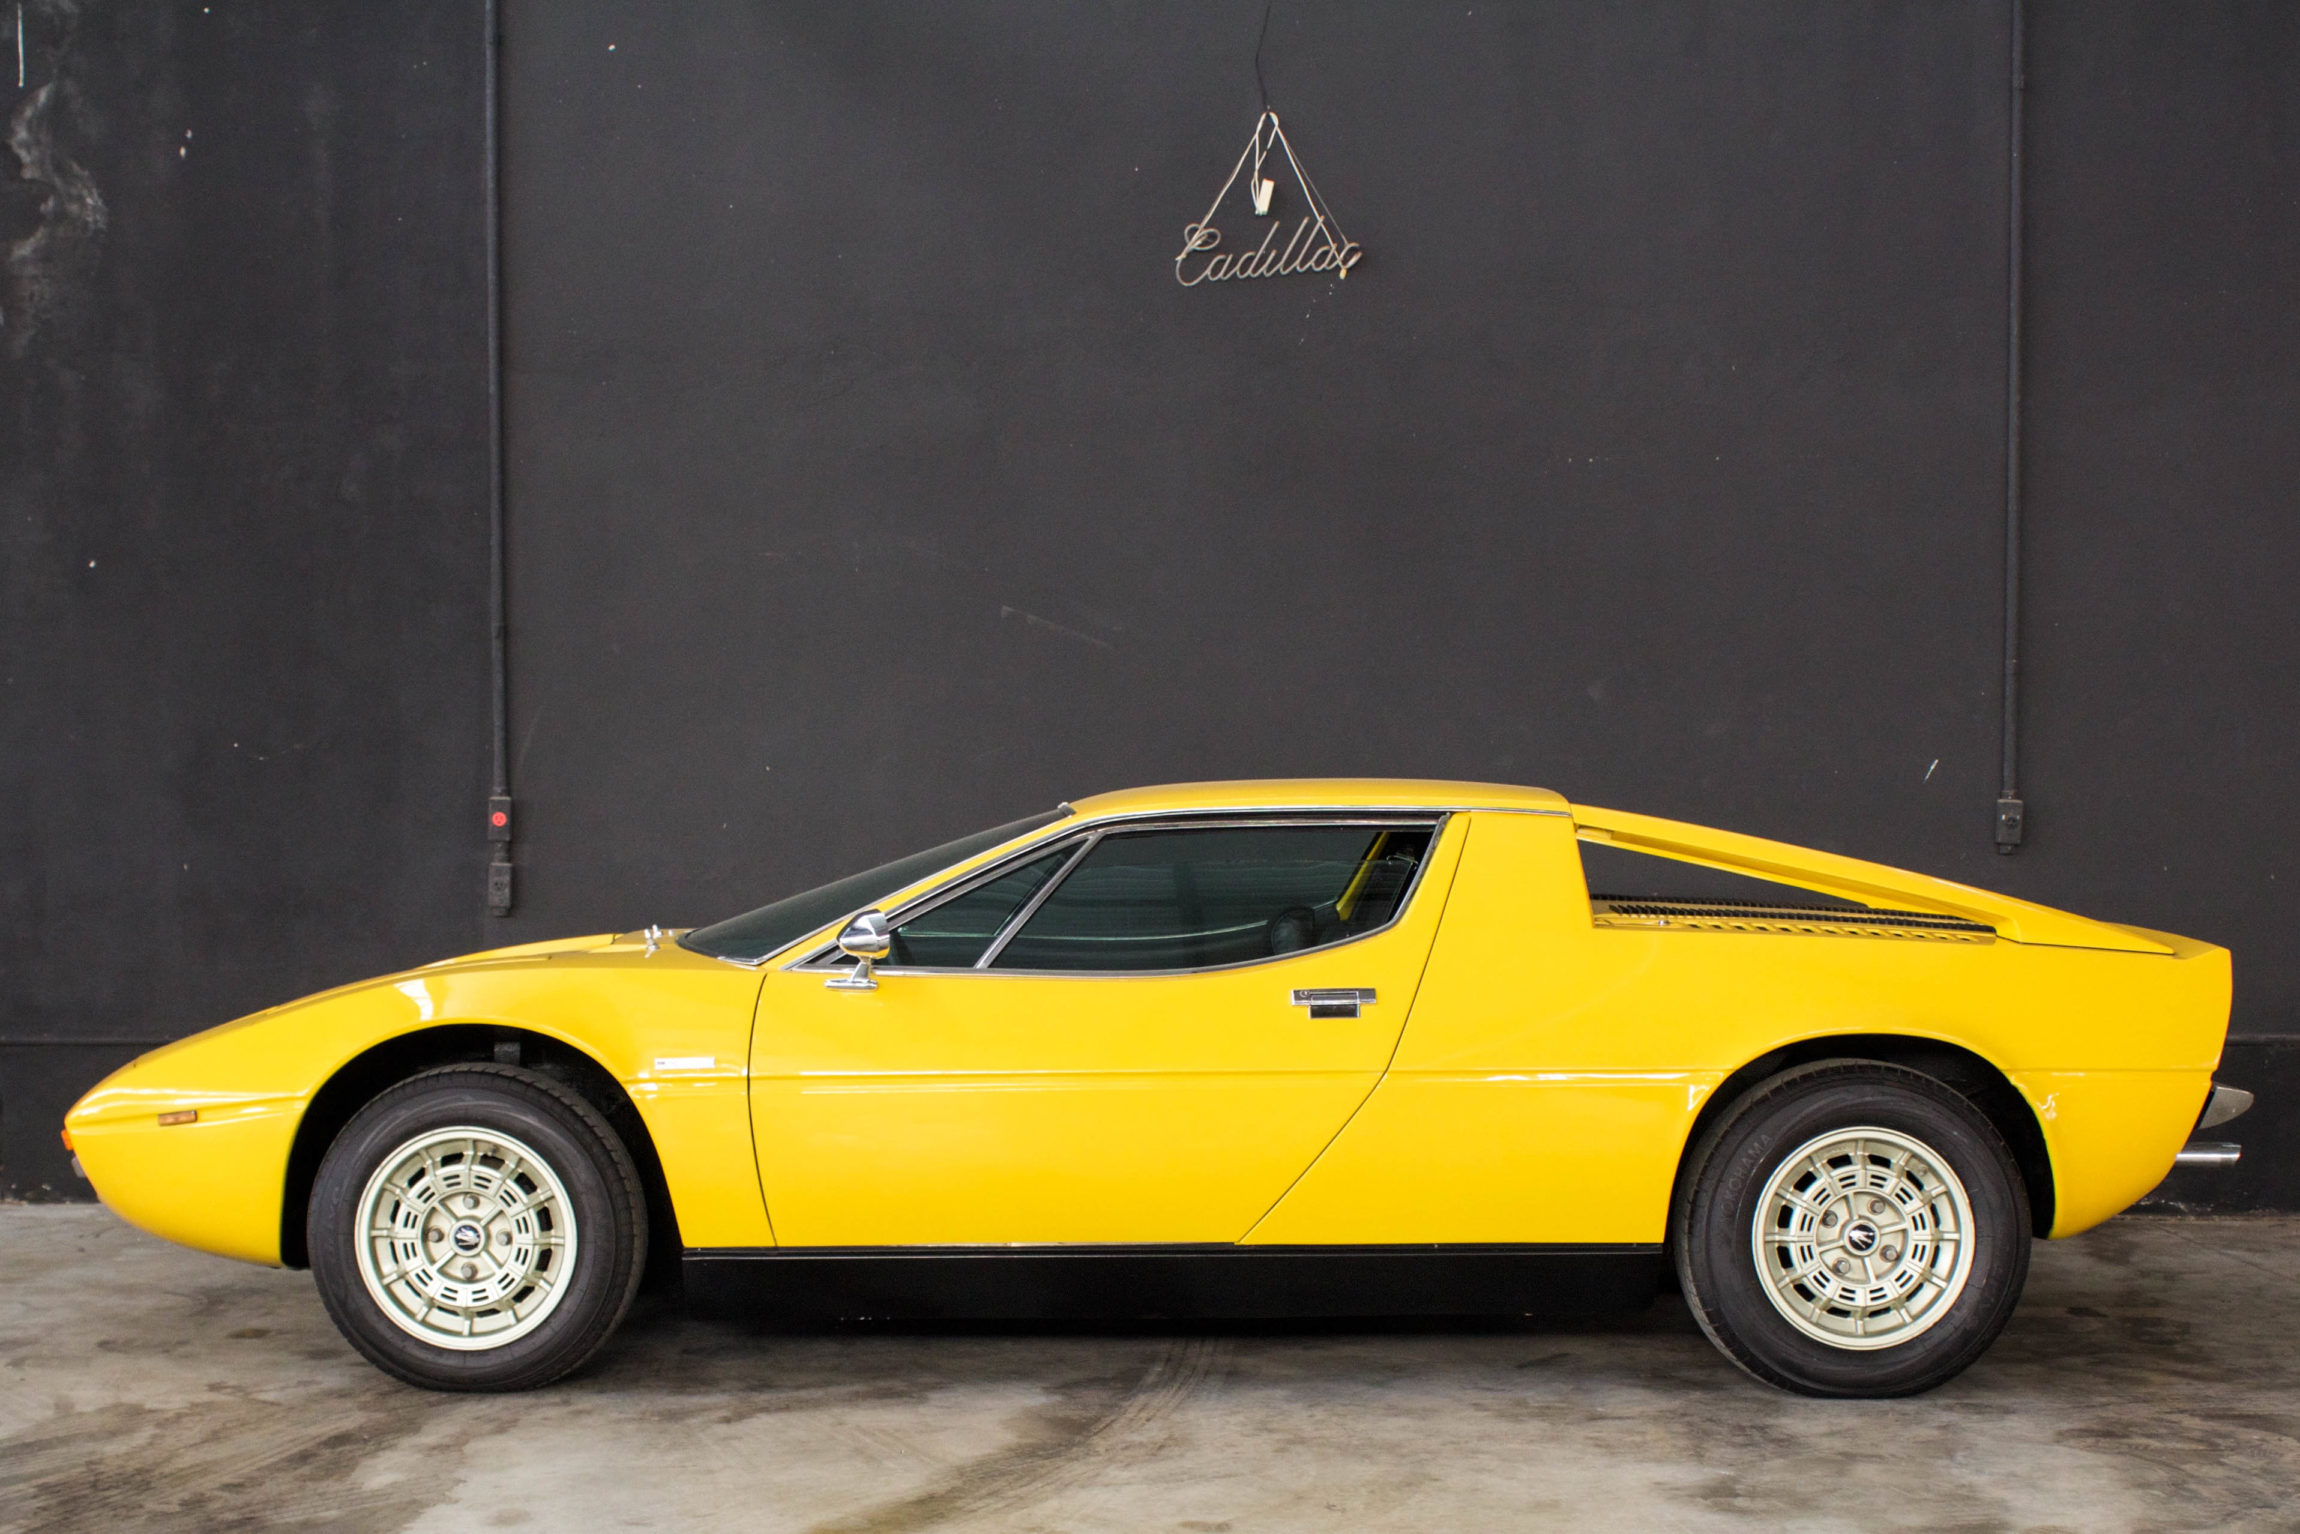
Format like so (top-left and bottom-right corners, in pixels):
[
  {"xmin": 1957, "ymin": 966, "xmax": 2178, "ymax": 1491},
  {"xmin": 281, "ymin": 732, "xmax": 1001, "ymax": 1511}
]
[
  {"xmin": 69, "ymin": 927, "xmax": 751, "ymax": 1130},
  {"xmin": 111, "ymin": 932, "xmax": 631, "ymax": 1073}
]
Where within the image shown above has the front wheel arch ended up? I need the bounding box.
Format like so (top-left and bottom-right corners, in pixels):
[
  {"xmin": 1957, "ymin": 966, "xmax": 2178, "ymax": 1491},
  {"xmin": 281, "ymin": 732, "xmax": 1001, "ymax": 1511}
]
[
  {"xmin": 279, "ymin": 1025, "xmax": 680, "ymax": 1285},
  {"xmin": 1673, "ymin": 1035, "xmax": 2054, "ymax": 1240}
]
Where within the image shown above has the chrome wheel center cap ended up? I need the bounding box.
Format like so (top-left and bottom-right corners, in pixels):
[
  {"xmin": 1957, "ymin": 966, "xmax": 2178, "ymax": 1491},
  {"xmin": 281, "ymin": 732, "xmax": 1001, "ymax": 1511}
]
[
  {"xmin": 451, "ymin": 1223, "xmax": 484, "ymax": 1255},
  {"xmin": 1844, "ymin": 1221, "xmax": 1879, "ymax": 1255}
]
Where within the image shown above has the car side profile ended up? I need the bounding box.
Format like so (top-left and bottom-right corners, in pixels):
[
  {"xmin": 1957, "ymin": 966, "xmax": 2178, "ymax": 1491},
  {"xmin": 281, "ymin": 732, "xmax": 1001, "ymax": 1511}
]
[{"xmin": 63, "ymin": 780, "xmax": 2242, "ymax": 1397}]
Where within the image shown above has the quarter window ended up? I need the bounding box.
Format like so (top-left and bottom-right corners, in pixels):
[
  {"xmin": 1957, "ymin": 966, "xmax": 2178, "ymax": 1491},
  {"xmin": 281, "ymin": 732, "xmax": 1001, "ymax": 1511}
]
[
  {"xmin": 1577, "ymin": 840, "xmax": 1865, "ymax": 911},
  {"xmin": 886, "ymin": 847, "xmax": 1074, "ymax": 968},
  {"xmin": 989, "ymin": 823, "xmax": 1435, "ymax": 973}
]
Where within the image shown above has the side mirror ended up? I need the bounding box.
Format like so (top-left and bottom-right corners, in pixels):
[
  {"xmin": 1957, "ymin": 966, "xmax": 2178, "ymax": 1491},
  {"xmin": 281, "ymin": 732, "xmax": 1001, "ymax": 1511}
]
[{"xmin": 824, "ymin": 910, "xmax": 892, "ymax": 990}]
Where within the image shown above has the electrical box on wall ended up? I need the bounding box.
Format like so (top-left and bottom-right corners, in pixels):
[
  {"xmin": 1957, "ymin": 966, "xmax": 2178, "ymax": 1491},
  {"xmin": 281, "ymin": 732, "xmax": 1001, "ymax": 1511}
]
[{"xmin": 487, "ymin": 796, "xmax": 514, "ymax": 914}]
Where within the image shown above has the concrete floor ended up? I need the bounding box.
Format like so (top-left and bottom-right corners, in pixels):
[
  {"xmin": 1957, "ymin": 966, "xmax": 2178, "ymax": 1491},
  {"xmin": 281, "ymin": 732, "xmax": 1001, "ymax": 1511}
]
[{"xmin": 2, "ymin": 1208, "xmax": 2296, "ymax": 1533}]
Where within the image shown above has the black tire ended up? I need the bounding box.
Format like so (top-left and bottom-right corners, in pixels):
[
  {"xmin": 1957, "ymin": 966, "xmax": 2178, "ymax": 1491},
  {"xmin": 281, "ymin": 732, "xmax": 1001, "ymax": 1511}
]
[
  {"xmin": 1672, "ymin": 1059, "xmax": 2031, "ymax": 1398},
  {"xmin": 308, "ymin": 1064, "xmax": 647, "ymax": 1391}
]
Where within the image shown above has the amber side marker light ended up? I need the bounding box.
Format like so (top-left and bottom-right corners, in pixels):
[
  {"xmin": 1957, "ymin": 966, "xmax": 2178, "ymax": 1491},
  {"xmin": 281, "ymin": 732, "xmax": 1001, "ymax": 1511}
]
[
  {"xmin": 59, "ymin": 1127, "xmax": 72, "ymax": 1152},
  {"xmin": 158, "ymin": 1109, "xmax": 198, "ymax": 1127}
]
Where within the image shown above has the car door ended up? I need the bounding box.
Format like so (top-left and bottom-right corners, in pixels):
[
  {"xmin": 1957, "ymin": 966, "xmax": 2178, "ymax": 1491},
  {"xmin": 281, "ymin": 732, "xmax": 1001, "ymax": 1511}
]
[{"xmin": 747, "ymin": 814, "xmax": 1466, "ymax": 1246}]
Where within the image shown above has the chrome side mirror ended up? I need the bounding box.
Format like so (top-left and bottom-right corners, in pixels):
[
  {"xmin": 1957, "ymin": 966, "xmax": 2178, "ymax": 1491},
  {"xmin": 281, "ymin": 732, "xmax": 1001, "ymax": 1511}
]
[{"xmin": 824, "ymin": 910, "xmax": 892, "ymax": 991}]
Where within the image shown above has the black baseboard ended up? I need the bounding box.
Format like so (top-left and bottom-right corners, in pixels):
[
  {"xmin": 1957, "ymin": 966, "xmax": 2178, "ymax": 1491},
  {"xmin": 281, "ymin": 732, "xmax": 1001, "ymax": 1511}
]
[{"xmin": 681, "ymin": 1243, "xmax": 1668, "ymax": 1322}]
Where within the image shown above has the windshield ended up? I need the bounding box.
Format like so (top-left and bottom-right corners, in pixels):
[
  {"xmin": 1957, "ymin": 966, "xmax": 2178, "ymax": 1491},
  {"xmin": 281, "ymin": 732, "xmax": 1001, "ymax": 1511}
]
[{"xmin": 679, "ymin": 807, "xmax": 1072, "ymax": 964}]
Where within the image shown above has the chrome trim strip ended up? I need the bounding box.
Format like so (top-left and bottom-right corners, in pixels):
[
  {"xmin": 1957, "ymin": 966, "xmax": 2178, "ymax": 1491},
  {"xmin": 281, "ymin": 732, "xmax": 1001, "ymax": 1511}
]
[
  {"xmin": 2174, "ymin": 1141, "xmax": 2242, "ymax": 1169},
  {"xmin": 1058, "ymin": 812, "xmax": 1447, "ymax": 835},
  {"xmin": 1072, "ymin": 803, "xmax": 1550, "ymax": 824}
]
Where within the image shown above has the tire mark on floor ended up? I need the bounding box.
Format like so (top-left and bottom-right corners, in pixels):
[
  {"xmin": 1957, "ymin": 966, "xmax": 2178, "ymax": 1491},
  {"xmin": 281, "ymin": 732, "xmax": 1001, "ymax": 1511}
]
[
  {"xmin": 0, "ymin": 1391, "xmax": 457, "ymax": 1534},
  {"xmin": 804, "ymin": 1335, "xmax": 1230, "ymax": 1534}
]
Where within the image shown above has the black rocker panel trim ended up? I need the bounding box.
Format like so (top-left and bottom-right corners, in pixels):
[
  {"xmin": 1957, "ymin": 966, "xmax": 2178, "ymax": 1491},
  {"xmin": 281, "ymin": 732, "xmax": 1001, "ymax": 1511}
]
[{"xmin": 681, "ymin": 1243, "xmax": 1667, "ymax": 1321}]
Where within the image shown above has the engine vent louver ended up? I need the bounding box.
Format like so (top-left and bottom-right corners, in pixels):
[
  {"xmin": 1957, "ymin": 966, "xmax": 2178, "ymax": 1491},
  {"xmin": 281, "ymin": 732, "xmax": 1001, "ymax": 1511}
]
[{"xmin": 1589, "ymin": 897, "xmax": 1995, "ymax": 942}]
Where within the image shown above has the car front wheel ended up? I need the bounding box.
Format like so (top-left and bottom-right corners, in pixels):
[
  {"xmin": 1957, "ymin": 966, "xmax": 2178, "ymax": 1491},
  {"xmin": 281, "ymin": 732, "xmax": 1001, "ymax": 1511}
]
[
  {"xmin": 308, "ymin": 1064, "xmax": 647, "ymax": 1391},
  {"xmin": 1673, "ymin": 1059, "xmax": 2032, "ymax": 1397}
]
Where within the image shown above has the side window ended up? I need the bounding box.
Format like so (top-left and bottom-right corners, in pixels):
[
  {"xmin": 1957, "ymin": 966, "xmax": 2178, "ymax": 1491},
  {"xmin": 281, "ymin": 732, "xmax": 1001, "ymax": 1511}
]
[
  {"xmin": 991, "ymin": 823, "xmax": 1435, "ymax": 973},
  {"xmin": 886, "ymin": 847, "xmax": 1075, "ymax": 968},
  {"xmin": 1576, "ymin": 839, "xmax": 1865, "ymax": 912}
]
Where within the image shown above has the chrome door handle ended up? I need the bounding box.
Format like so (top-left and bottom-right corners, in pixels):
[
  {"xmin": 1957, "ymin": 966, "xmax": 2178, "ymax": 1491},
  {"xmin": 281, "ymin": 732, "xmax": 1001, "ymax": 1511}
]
[{"xmin": 1292, "ymin": 987, "xmax": 1376, "ymax": 1019}]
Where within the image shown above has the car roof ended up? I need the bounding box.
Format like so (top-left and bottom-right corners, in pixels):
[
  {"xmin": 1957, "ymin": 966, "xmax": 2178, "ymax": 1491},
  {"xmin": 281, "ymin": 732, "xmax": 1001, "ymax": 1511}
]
[{"xmin": 1064, "ymin": 779, "xmax": 1570, "ymax": 818}]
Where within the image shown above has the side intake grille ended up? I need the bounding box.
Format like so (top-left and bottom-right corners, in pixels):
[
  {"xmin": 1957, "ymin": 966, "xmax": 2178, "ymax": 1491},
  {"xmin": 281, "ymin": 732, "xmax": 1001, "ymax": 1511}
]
[{"xmin": 1589, "ymin": 897, "xmax": 1995, "ymax": 942}]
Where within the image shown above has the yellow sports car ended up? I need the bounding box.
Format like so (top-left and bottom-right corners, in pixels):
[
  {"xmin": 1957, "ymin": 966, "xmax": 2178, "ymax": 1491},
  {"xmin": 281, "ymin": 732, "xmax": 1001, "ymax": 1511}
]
[{"xmin": 63, "ymin": 780, "xmax": 2244, "ymax": 1397}]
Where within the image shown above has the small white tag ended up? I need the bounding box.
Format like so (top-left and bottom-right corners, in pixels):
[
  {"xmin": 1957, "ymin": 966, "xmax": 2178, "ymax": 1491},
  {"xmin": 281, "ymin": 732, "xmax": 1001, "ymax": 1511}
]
[{"xmin": 652, "ymin": 1056, "xmax": 715, "ymax": 1072}]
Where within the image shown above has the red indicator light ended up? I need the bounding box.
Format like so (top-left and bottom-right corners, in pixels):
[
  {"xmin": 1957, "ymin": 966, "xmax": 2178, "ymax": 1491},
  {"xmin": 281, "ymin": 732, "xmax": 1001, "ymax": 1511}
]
[{"xmin": 490, "ymin": 811, "xmax": 508, "ymax": 827}]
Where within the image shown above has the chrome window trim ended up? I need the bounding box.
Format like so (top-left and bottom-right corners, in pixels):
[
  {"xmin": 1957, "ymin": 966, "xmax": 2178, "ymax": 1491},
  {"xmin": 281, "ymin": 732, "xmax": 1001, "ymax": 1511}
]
[
  {"xmin": 787, "ymin": 810, "xmax": 1450, "ymax": 978},
  {"xmin": 973, "ymin": 835, "xmax": 1099, "ymax": 968}
]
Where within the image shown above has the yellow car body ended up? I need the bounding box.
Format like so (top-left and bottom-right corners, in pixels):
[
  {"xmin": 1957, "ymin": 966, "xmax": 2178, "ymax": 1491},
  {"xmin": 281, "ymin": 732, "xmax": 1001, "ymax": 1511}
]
[{"xmin": 66, "ymin": 779, "xmax": 2231, "ymax": 1285}]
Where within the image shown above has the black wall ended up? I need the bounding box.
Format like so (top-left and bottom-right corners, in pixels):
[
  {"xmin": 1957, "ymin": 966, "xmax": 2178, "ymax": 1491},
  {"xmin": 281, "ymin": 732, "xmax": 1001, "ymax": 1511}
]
[
  {"xmin": 0, "ymin": 4, "xmax": 490, "ymax": 1193},
  {"xmin": 5, "ymin": 3, "xmax": 2294, "ymax": 1206}
]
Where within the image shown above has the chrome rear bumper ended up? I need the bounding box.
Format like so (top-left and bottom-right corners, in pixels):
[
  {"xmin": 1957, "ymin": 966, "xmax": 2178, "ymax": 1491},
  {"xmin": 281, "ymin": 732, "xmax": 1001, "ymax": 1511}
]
[{"xmin": 2174, "ymin": 1082, "xmax": 2254, "ymax": 1168}]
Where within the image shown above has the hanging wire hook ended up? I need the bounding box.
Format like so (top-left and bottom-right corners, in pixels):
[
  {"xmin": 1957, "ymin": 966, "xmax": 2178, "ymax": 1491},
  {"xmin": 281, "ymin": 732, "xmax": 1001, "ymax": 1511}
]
[
  {"xmin": 1248, "ymin": 0, "xmax": 1280, "ymax": 214},
  {"xmin": 1253, "ymin": 0, "xmax": 1275, "ymax": 110}
]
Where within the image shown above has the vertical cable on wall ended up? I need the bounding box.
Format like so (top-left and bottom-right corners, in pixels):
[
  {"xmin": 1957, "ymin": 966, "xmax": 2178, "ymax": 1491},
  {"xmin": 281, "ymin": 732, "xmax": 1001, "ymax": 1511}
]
[
  {"xmin": 484, "ymin": 0, "xmax": 515, "ymax": 912},
  {"xmin": 1995, "ymin": 0, "xmax": 2027, "ymax": 854}
]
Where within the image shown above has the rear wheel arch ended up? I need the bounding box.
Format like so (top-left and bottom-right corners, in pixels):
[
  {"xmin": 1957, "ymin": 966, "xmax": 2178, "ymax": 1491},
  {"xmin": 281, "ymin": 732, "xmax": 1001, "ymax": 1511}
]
[
  {"xmin": 279, "ymin": 1025, "xmax": 681, "ymax": 1285},
  {"xmin": 1674, "ymin": 1034, "xmax": 2054, "ymax": 1239},
  {"xmin": 1672, "ymin": 1057, "xmax": 2032, "ymax": 1395}
]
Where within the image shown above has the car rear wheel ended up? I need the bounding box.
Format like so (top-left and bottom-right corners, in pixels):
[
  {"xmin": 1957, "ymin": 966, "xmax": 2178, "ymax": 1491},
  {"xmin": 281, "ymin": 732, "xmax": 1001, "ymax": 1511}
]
[
  {"xmin": 1673, "ymin": 1059, "xmax": 2031, "ymax": 1397},
  {"xmin": 308, "ymin": 1064, "xmax": 647, "ymax": 1391}
]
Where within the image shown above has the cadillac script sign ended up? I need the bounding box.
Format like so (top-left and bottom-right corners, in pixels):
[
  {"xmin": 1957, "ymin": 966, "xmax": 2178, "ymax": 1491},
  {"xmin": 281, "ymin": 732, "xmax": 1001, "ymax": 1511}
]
[{"xmin": 1174, "ymin": 110, "xmax": 1362, "ymax": 287}]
